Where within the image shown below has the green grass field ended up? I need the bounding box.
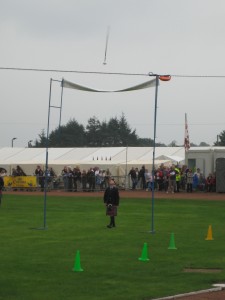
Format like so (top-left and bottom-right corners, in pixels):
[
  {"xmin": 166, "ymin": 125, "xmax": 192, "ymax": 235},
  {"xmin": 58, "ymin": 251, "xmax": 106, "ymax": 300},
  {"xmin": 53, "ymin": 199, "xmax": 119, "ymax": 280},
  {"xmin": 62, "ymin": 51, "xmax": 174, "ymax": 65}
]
[{"xmin": 0, "ymin": 194, "xmax": 225, "ymax": 300}]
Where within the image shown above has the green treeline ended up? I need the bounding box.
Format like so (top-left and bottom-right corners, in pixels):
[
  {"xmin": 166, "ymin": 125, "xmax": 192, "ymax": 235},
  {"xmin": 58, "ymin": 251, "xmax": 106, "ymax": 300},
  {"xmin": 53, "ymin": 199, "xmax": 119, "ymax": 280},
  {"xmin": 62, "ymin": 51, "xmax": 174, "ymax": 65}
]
[{"xmin": 35, "ymin": 114, "xmax": 166, "ymax": 148}]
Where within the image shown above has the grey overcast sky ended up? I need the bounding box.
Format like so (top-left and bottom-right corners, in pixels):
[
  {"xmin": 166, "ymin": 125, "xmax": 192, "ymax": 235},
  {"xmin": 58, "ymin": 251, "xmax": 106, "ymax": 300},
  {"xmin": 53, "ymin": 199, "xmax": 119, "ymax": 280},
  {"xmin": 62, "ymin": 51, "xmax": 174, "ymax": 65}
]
[{"xmin": 1, "ymin": 0, "xmax": 225, "ymax": 147}]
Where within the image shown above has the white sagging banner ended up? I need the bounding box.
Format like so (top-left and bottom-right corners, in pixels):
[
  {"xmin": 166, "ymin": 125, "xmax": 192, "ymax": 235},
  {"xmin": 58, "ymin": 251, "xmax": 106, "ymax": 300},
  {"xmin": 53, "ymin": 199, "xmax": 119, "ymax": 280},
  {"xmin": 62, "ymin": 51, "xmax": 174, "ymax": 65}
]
[{"xmin": 62, "ymin": 78, "xmax": 157, "ymax": 92}]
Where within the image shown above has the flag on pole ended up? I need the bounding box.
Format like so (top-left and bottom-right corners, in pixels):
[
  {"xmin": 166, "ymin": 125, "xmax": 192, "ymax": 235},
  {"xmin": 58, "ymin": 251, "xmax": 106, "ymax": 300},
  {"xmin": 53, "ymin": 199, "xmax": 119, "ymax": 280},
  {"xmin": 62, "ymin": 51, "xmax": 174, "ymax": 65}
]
[{"xmin": 184, "ymin": 113, "xmax": 190, "ymax": 151}]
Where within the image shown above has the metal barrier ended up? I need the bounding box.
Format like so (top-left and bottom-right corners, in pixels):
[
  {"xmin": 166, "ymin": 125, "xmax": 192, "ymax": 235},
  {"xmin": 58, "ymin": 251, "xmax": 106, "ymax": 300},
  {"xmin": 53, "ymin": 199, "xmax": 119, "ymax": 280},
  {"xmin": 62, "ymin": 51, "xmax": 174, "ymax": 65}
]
[{"xmin": 3, "ymin": 175, "xmax": 128, "ymax": 192}]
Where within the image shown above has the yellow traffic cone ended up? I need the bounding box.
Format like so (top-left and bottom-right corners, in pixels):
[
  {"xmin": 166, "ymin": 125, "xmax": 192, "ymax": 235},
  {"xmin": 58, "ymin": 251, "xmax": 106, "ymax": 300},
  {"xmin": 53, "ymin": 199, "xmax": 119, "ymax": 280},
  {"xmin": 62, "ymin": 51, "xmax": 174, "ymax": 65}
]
[{"xmin": 205, "ymin": 225, "xmax": 214, "ymax": 240}]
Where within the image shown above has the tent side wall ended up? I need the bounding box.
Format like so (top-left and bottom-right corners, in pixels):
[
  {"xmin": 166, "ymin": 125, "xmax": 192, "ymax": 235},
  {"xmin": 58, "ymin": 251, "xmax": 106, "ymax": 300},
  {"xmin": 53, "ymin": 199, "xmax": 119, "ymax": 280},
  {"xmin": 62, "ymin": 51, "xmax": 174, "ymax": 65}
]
[{"xmin": 0, "ymin": 147, "xmax": 185, "ymax": 178}]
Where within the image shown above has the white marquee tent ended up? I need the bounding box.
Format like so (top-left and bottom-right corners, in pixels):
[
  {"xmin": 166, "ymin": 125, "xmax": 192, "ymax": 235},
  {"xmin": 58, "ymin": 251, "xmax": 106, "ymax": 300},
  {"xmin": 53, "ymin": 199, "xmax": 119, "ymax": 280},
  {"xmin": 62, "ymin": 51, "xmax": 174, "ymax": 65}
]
[{"xmin": 0, "ymin": 147, "xmax": 185, "ymax": 176}]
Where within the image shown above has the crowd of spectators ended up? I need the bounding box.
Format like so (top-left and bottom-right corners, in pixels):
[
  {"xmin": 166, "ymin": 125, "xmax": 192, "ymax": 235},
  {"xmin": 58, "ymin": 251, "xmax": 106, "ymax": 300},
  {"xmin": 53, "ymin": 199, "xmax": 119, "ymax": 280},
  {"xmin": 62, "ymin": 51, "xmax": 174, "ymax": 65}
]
[
  {"xmin": 128, "ymin": 164, "xmax": 216, "ymax": 193},
  {"xmin": 1, "ymin": 163, "xmax": 217, "ymax": 193},
  {"xmin": 12, "ymin": 165, "xmax": 26, "ymax": 176},
  {"xmin": 60, "ymin": 166, "xmax": 112, "ymax": 192}
]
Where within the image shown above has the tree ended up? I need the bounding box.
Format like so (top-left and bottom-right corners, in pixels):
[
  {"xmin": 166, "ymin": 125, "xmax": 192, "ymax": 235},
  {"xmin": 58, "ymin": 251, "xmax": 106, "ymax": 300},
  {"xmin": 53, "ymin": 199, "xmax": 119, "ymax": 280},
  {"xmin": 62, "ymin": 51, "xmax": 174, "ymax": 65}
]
[
  {"xmin": 138, "ymin": 138, "xmax": 166, "ymax": 147},
  {"xmin": 214, "ymin": 131, "xmax": 225, "ymax": 146},
  {"xmin": 34, "ymin": 114, "xmax": 170, "ymax": 147},
  {"xmin": 168, "ymin": 140, "xmax": 177, "ymax": 147},
  {"xmin": 86, "ymin": 116, "xmax": 102, "ymax": 146},
  {"xmin": 107, "ymin": 117, "xmax": 121, "ymax": 146},
  {"xmin": 118, "ymin": 113, "xmax": 138, "ymax": 146},
  {"xmin": 190, "ymin": 142, "xmax": 198, "ymax": 147},
  {"xmin": 49, "ymin": 119, "xmax": 86, "ymax": 147},
  {"xmin": 34, "ymin": 129, "xmax": 47, "ymax": 147},
  {"xmin": 99, "ymin": 121, "xmax": 111, "ymax": 146},
  {"xmin": 199, "ymin": 142, "xmax": 210, "ymax": 147}
]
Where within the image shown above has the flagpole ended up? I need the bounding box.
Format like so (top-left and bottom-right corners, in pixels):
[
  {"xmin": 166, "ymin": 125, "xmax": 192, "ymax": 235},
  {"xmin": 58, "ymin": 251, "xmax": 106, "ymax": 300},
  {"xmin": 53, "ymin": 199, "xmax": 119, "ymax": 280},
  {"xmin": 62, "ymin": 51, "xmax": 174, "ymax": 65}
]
[
  {"xmin": 185, "ymin": 113, "xmax": 190, "ymax": 146},
  {"xmin": 184, "ymin": 113, "xmax": 190, "ymax": 165}
]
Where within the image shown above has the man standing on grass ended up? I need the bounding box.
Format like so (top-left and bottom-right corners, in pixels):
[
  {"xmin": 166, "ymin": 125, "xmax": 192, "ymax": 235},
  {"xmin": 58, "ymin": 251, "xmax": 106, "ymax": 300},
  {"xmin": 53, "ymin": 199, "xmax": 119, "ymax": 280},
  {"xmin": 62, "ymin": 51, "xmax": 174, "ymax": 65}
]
[
  {"xmin": 104, "ymin": 178, "xmax": 120, "ymax": 228},
  {"xmin": 0, "ymin": 172, "xmax": 4, "ymax": 206}
]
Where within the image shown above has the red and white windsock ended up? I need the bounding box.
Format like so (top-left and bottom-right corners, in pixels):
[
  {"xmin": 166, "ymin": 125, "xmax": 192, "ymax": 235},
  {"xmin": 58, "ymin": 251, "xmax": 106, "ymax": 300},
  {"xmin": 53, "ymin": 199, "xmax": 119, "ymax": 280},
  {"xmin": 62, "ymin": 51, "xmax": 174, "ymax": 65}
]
[{"xmin": 184, "ymin": 113, "xmax": 190, "ymax": 151}]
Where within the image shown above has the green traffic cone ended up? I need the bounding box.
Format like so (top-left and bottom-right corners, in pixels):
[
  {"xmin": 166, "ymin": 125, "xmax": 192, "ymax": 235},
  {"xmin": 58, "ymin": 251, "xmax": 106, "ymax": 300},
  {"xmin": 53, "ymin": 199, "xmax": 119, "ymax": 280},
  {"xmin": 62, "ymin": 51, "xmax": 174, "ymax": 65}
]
[
  {"xmin": 168, "ymin": 232, "xmax": 177, "ymax": 250},
  {"xmin": 73, "ymin": 250, "xmax": 83, "ymax": 272},
  {"xmin": 138, "ymin": 242, "xmax": 150, "ymax": 261}
]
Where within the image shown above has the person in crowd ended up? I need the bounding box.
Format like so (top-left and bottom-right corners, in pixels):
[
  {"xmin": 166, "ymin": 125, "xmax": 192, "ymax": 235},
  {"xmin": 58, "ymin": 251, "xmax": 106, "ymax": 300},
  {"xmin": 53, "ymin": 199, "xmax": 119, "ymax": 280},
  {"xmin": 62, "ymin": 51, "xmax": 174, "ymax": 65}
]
[
  {"xmin": 167, "ymin": 165, "xmax": 176, "ymax": 193},
  {"xmin": 103, "ymin": 177, "xmax": 120, "ymax": 228},
  {"xmin": 87, "ymin": 168, "xmax": 95, "ymax": 192},
  {"xmin": 73, "ymin": 166, "xmax": 81, "ymax": 192},
  {"xmin": 12, "ymin": 168, "xmax": 18, "ymax": 176},
  {"xmin": 193, "ymin": 168, "xmax": 202, "ymax": 191},
  {"xmin": 205, "ymin": 173, "xmax": 216, "ymax": 192},
  {"xmin": 198, "ymin": 173, "xmax": 206, "ymax": 191},
  {"xmin": 162, "ymin": 165, "xmax": 169, "ymax": 191},
  {"xmin": 192, "ymin": 171, "xmax": 199, "ymax": 191},
  {"xmin": 175, "ymin": 165, "xmax": 181, "ymax": 192},
  {"xmin": 105, "ymin": 168, "xmax": 111, "ymax": 188},
  {"xmin": 145, "ymin": 169, "xmax": 153, "ymax": 191},
  {"xmin": 186, "ymin": 168, "xmax": 193, "ymax": 192},
  {"xmin": 35, "ymin": 165, "xmax": 44, "ymax": 191},
  {"xmin": 48, "ymin": 167, "xmax": 56, "ymax": 179},
  {"xmin": 195, "ymin": 168, "xmax": 202, "ymax": 179},
  {"xmin": 81, "ymin": 169, "xmax": 87, "ymax": 191},
  {"xmin": 11, "ymin": 168, "xmax": 19, "ymax": 190},
  {"xmin": 128, "ymin": 167, "xmax": 137, "ymax": 190},
  {"xmin": 135, "ymin": 168, "xmax": 140, "ymax": 188},
  {"xmin": 61, "ymin": 166, "xmax": 69, "ymax": 191},
  {"xmin": 99, "ymin": 170, "xmax": 106, "ymax": 191},
  {"xmin": 139, "ymin": 165, "xmax": 146, "ymax": 190},
  {"xmin": 156, "ymin": 166, "xmax": 164, "ymax": 191},
  {"xmin": 0, "ymin": 171, "xmax": 4, "ymax": 206},
  {"xmin": 16, "ymin": 165, "xmax": 26, "ymax": 176},
  {"xmin": 0, "ymin": 168, "xmax": 6, "ymax": 176},
  {"xmin": 211, "ymin": 173, "xmax": 216, "ymax": 192},
  {"xmin": 77, "ymin": 166, "xmax": 82, "ymax": 190},
  {"xmin": 46, "ymin": 167, "xmax": 57, "ymax": 190},
  {"xmin": 95, "ymin": 167, "xmax": 101, "ymax": 191},
  {"xmin": 180, "ymin": 166, "xmax": 187, "ymax": 191},
  {"xmin": 67, "ymin": 166, "xmax": 73, "ymax": 192}
]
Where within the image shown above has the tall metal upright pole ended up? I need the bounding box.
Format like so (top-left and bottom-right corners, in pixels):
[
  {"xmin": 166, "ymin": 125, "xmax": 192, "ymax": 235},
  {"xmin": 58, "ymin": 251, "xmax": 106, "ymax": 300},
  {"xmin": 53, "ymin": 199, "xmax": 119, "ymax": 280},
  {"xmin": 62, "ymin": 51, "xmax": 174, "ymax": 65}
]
[
  {"xmin": 43, "ymin": 78, "xmax": 52, "ymax": 229},
  {"xmin": 125, "ymin": 146, "xmax": 128, "ymax": 189},
  {"xmin": 58, "ymin": 79, "xmax": 64, "ymax": 144},
  {"xmin": 150, "ymin": 75, "xmax": 159, "ymax": 233}
]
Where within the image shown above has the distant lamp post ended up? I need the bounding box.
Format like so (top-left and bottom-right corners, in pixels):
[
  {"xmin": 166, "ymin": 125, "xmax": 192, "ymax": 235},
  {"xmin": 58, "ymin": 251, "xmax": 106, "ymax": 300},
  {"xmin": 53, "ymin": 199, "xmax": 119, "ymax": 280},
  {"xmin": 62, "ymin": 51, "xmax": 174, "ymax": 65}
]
[
  {"xmin": 11, "ymin": 137, "xmax": 17, "ymax": 148},
  {"xmin": 28, "ymin": 140, "xmax": 33, "ymax": 148},
  {"xmin": 217, "ymin": 135, "xmax": 220, "ymax": 145}
]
